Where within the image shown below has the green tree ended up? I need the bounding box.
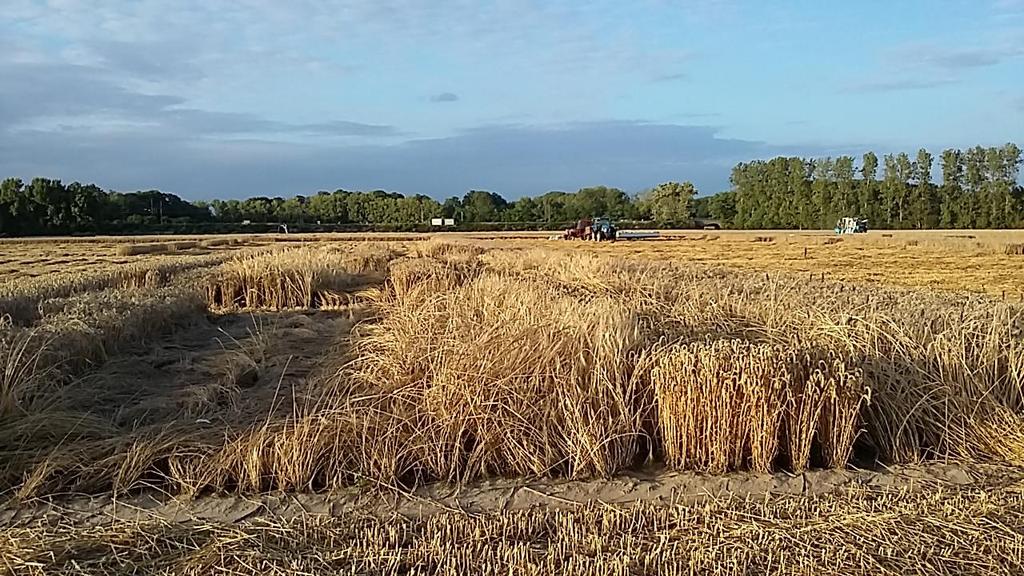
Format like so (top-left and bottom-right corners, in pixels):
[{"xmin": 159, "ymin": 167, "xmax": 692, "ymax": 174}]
[
  {"xmin": 881, "ymin": 154, "xmax": 912, "ymax": 228},
  {"xmin": 275, "ymin": 197, "xmax": 306, "ymax": 223},
  {"xmin": 507, "ymin": 197, "xmax": 540, "ymax": 222},
  {"xmin": 833, "ymin": 156, "xmax": 857, "ymax": 219},
  {"xmin": 68, "ymin": 182, "xmax": 103, "ymax": 228},
  {"xmin": 939, "ymin": 149, "xmax": 965, "ymax": 228},
  {"xmin": 964, "ymin": 146, "xmax": 987, "ymax": 227},
  {"xmin": 810, "ymin": 157, "xmax": 835, "ymax": 228},
  {"xmin": 909, "ymin": 148, "xmax": 936, "ymax": 228},
  {"xmin": 536, "ymin": 191, "xmax": 570, "ymax": 223},
  {"xmin": 646, "ymin": 181, "xmax": 697, "ymax": 224},
  {"xmin": 571, "ymin": 186, "xmax": 632, "ymax": 219},
  {"xmin": 440, "ymin": 197, "xmax": 463, "ymax": 221},
  {"xmin": 707, "ymin": 190, "xmax": 737, "ymax": 224},
  {"xmin": 461, "ymin": 190, "xmax": 508, "ymax": 222},
  {"xmin": 860, "ymin": 152, "xmax": 881, "ymax": 227},
  {"xmin": 0, "ymin": 178, "xmax": 31, "ymax": 234},
  {"xmin": 986, "ymin": 143, "xmax": 1023, "ymax": 228}
]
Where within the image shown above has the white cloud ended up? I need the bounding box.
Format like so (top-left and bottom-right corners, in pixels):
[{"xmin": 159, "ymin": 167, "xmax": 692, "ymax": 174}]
[{"xmin": 3, "ymin": 0, "xmax": 704, "ymax": 86}]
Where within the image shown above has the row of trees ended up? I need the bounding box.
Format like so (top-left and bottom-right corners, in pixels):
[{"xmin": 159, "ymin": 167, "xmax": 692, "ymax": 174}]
[
  {"xmin": 0, "ymin": 179, "xmax": 699, "ymax": 235},
  {"xmin": 208, "ymin": 183, "xmax": 698, "ymax": 227},
  {"xmin": 1, "ymin": 143, "xmax": 1020, "ymax": 235},
  {"xmin": 0, "ymin": 178, "xmax": 212, "ymax": 236},
  {"xmin": 713, "ymin": 144, "xmax": 1023, "ymax": 230}
]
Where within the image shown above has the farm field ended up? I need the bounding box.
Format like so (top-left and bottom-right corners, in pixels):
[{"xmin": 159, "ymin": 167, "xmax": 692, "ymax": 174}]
[
  {"xmin": 4, "ymin": 229, "xmax": 1024, "ymax": 295},
  {"xmin": 2, "ymin": 230, "xmax": 1024, "ymax": 574}
]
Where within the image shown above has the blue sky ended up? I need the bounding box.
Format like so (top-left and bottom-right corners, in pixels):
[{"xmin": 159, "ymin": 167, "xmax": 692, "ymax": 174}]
[{"xmin": 1, "ymin": 0, "xmax": 1021, "ymax": 200}]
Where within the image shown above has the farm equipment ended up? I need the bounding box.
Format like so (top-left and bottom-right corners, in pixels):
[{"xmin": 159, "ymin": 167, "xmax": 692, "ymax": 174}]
[
  {"xmin": 834, "ymin": 217, "xmax": 868, "ymax": 234},
  {"xmin": 562, "ymin": 217, "xmax": 618, "ymax": 241},
  {"xmin": 563, "ymin": 218, "xmax": 593, "ymax": 240},
  {"xmin": 617, "ymin": 230, "xmax": 661, "ymax": 240},
  {"xmin": 591, "ymin": 218, "xmax": 617, "ymax": 241},
  {"xmin": 561, "ymin": 217, "xmax": 660, "ymax": 241}
]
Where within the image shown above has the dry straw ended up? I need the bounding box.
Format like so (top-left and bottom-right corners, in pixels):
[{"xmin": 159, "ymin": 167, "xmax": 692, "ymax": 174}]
[
  {"xmin": 3, "ymin": 483, "xmax": 1023, "ymax": 575},
  {"xmin": 206, "ymin": 247, "xmax": 359, "ymax": 310},
  {"xmin": 1, "ymin": 240, "xmax": 1022, "ymax": 498},
  {"xmin": 0, "ymin": 252, "xmax": 236, "ymax": 326},
  {"xmin": 651, "ymin": 340, "xmax": 866, "ymax": 473},
  {"xmin": 115, "ymin": 241, "xmax": 198, "ymax": 256},
  {"xmin": 345, "ymin": 266, "xmax": 649, "ymax": 483}
]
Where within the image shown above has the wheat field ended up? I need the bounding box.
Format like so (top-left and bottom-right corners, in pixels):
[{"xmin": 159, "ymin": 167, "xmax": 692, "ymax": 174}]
[{"xmin": 1, "ymin": 230, "xmax": 1023, "ymax": 574}]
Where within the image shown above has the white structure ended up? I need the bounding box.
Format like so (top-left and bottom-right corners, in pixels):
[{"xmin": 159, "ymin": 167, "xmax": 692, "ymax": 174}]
[
  {"xmin": 443, "ymin": 218, "xmax": 455, "ymax": 226},
  {"xmin": 430, "ymin": 218, "xmax": 444, "ymax": 226}
]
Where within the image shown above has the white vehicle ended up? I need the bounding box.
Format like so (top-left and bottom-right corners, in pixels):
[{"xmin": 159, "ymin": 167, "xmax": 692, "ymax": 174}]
[{"xmin": 834, "ymin": 217, "xmax": 868, "ymax": 234}]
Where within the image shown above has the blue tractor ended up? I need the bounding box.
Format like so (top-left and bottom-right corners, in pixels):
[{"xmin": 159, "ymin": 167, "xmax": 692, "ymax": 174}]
[{"xmin": 591, "ymin": 217, "xmax": 618, "ymax": 241}]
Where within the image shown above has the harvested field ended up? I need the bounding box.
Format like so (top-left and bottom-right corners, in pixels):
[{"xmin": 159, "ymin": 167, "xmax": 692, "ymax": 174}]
[
  {"xmin": 1, "ymin": 231, "xmax": 1023, "ymax": 573},
  {"xmin": 5, "ymin": 466, "xmax": 1023, "ymax": 576}
]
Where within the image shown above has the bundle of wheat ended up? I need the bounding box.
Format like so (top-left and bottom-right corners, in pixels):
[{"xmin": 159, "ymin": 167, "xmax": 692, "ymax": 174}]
[
  {"xmin": 345, "ymin": 271, "xmax": 649, "ymax": 483},
  {"xmin": 205, "ymin": 247, "xmax": 371, "ymax": 310},
  {"xmin": 651, "ymin": 340, "xmax": 865, "ymax": 473}
]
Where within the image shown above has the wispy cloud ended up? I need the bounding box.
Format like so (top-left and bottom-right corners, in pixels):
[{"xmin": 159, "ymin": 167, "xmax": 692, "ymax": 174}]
[
  {"xmin": 3, "ymin": 0, "xmax": 700, "ymax": 83},
  {"xmin": 994, "ymin": 0, "xmax": 1024, "ymax": 13},
  {"xmin": 430, "ymin": 92, "xmax": 459, "ymax": 103},
  {"xmin": 892, "ymin": 43, "xmax": 1023, "ymax": 70},
  {"xmin": 84, "ymin": 39, "xmax": 206, "ymax": 81},
  {"xmin": 847, "ymin": 34, "xmax": 1023, "ymax": 95},
  {"xmin": 650, "ymin": 72, "xmax": 689, "ymax": 83},
  {"xmin": 0, "ymin": 61, "xmax": 397, "ymax": 138},
  {"xmin": 845, "ymin": 77, "xmax": 959, "ymax": 93}
]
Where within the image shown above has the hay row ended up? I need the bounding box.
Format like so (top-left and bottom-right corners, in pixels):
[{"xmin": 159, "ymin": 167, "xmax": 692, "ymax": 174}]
[
  {"xmin": 4, "ymin": 484, "xmax": 1023, "ymax": 575},
  {"xmin": 115, "ymin": 241, "xmax": 200, "ymax": 256},
  {"xmin": 0, "ymin": 252, "xmax": 237, "ymax": 326},
  {"xmin": 205, "ymin": 245, "xmax": 398, "ymax": 310}
]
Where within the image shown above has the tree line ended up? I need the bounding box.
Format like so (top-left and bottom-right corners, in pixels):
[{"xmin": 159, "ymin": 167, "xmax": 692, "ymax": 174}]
[
  {"xmin": 0, "ymin": 143, "xmax": 1020, "ymax": 236},
  {"xmin": 705, "ymin": 143, "xmax": 1023, "ymax": 229},
  {"xmin": 0, "ymin": 179, "xmax": 697, "ymax": 235}
]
